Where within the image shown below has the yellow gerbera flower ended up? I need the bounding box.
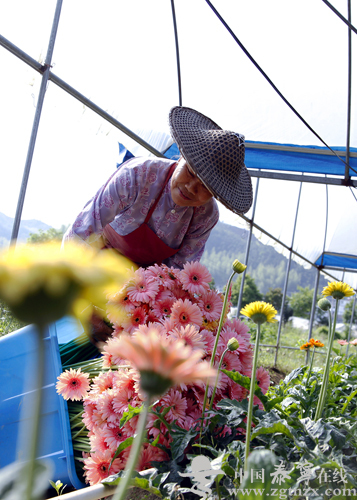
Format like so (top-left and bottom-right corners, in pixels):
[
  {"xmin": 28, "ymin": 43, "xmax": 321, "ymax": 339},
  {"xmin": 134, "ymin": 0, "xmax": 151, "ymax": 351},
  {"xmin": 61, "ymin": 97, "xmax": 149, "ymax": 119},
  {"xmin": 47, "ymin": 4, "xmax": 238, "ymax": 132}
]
[
  {"xmin": 240, "ymin": 301, "xmax": 277, "ymax": 325},
  {"xmin": 322, "ymin": 281, "xmax": 355, "ymax": 300},
  {"xmin": 0, "ymin": 242, "xmax": 132, "ymax": 326}
]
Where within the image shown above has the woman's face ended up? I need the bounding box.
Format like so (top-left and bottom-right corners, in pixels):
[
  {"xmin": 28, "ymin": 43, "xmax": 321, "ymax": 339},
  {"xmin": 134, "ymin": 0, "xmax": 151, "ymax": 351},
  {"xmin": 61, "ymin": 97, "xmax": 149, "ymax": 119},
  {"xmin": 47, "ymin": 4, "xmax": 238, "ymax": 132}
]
[{"xmin": 170, "ymin": 159, "xmax": 213, "ymax": 207}]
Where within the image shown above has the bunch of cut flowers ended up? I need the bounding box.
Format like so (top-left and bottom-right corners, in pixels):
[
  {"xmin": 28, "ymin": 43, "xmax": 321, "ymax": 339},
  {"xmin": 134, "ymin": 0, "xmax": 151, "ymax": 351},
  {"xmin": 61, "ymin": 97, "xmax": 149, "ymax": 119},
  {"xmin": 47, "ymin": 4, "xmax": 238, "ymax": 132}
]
[{"xmin": 57, "ymin": 261, "xmax": 270, "ymax": 486}]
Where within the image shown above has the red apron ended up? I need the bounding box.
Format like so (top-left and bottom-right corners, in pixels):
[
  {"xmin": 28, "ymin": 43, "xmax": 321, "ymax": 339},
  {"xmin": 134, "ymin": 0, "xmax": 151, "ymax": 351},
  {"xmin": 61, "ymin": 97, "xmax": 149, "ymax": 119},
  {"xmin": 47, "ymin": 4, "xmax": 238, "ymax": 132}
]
[{"xmin": 102, "ymin": 163, "xmax": 192, "ymax": 267}]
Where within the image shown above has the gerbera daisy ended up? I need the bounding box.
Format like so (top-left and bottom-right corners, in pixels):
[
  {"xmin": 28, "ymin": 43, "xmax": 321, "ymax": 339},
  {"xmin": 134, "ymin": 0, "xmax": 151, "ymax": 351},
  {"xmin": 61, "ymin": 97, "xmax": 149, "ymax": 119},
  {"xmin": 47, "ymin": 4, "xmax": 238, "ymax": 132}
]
[
  {"xmin": 121, "ymin": 305, "xmax": 148, "ymax": 333},
  {"xmin": 180, "ymin": 261, "xmax": 212, "ymax": 295},
  {"xmin": 349, "ymin": 339, "xmax": 357, "ymax": 345},
  {"xmin": 160, "ymin": 389, "xmax": 188, "ymax": 425},
  {"xmin": 255, "ymin": 366, "xmax": 270, "ymax": 394},
  {"xmin": 300, "ymin": 341, "xmax": 312, "ymax": 350},
  {"xmin": 170, "ymin": 324, "xmax": 206, "ymax": 351},
  {"xmin": 97, "ymin": 389, "xmax": 121, "ymax": 424},
  {"xmin": 89, "ymin": 427, "xmax": 111, "ymax": 454},
  {"xmin": 91, "ymin": 371, "xmax": 115, "ymax": 394},
  {"xmin": 110, "ymin": 327, "xmax": 216, "ymax": 397},
  {"xmin": 152, "ymin": 297, "xmax": 176, "ymax": 319},
  {"xmin": 56, "ymin": 368, "xmax": 90, "ymax": 401},
  {"xmin": 227, "ymin": 317, "xmax": 250, "ymax": 341},
  {"xmin": 322, "ymin": 281, "xmax": 355, "ymax": 300},
  {"xmin": 127, "ymin": 268, "xmax": 159, "ymax": 303},
  {"xmin": 337, "ymin": 339, "xmax": 349, "ymax": 346},
  {"xmin": 83, "ymin": 450, "xmax": 122, "ymax": 485},
  {"xmin": 102, "ymin": 424, "xmax": 128, "ymax": 452},
  {"xmin": 198, "ymin": 290, "xmax": 223, "ymax": 321},
  {"xmin": 170, "ymin": 298, "xmax": 203, "ymax": 329},
  {"xmin": 102, "ymin": 337, "xmax": 127, "ymax": 366},
  {"xmin": 240, "ymin": 301, "xmax": 277, "ymax": 324},
  {"xmin": 309, "ymin": 338, "xmax": 324, "ymax": 348}
]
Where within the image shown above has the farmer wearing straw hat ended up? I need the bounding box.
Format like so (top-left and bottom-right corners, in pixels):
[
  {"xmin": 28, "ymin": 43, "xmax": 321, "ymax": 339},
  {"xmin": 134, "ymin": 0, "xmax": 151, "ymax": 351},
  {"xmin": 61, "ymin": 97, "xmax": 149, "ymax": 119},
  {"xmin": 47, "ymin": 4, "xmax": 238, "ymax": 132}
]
[
  {"xmin": 63, "ymin": 106, "xmax": 253, "ymax": 344},
  {"xmin": 63, "ymin": 106, "xmax": 253, "ymax": 270}
]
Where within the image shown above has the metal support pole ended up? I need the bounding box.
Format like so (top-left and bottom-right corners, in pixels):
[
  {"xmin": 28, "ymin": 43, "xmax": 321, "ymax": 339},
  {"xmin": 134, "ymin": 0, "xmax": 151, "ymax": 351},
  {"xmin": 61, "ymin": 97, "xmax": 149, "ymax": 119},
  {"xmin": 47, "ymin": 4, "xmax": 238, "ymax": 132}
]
[
  {"xmin": 10, "ymin": 0, "xmax": 63, "ymax": 244},
  {"xmin": 236, "ymin": 177, "xmax": 260, "ymax": 316},
  {"xmin": 170, "ymin": 0, "xmax": 182, "ymax": 106},
  {"xmin": 305, "ymin": 269, "xmax": 320, "ymax": 364},
  {"xmin": 0, "ymin": 34, "xmax": 164, "ymax": 160},
  {"xmin": 345, "ymin": 0, "xmax": 352, "ymax": 181},
  {"xmin": 346, "ymin": 292, "xmax": 357, "ymax": 357},
  {"xmin": 274, "ymin": 181, "xmax": 303, "ymax": 366}
]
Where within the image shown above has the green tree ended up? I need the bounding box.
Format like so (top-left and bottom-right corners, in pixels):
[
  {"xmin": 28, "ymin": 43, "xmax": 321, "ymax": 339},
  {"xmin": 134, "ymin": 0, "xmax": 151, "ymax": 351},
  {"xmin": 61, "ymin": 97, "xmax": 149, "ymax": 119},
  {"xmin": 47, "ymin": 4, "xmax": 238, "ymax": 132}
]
[
  {"xmin": 289, "ymin": 286, "xmax": 314, "ymax": 319},
  {"xmin": 343, "ymin": 299, "xmax": 357, "ymax": 325},
  {"xmin": 230, "ymin": 274, "xmax": 263, "ymax": 308},
  {"xmin": 27, "ymin": 225, "xmax": 68, "ymax": 244},
  {"xmin": 264, "ymin": 287, "xmax": 283, "ymax": 311}
]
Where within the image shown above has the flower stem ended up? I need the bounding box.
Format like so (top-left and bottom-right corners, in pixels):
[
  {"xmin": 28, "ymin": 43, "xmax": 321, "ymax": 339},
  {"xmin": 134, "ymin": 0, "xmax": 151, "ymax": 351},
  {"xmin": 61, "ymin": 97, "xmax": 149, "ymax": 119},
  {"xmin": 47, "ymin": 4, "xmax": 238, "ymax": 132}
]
[
  {"xmin": 208, "ymin": 348, "xmax": 229, "ymax": 412},
  {"xmin": 200, "ymin": 270, "xmax": 236, "ymax": 442},
  {"xmin": 315, "ymin": 306, "xmax": 336, "ymax": 421},
  {"xmin": 112, "ymin": 397, "xmax": 151, "ymax": 500},
  {"xmin": 24, "ymin": 323, "xmax": 46, "ymax": 500},
  {"xmin": 244, "ymin": 323, "xmax": 261, "ymax": 472},
  {"xmin": 305, "ymin": 346, "xmax": 316, "ymax": 387}
]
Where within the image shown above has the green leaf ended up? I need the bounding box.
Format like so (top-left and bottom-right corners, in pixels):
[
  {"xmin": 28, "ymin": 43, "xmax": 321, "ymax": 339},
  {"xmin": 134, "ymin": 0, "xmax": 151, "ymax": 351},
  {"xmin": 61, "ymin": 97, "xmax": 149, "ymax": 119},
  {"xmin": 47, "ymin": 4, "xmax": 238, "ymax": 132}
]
[
  {"xmin": 221, "ymin": 370, "xmax": 269, "ymax": 409},
  {"xmin": 119, "ymin": 403, "xmax": 144, "ymax": 427},
  {"xmin": 251, "ymin": 411, "xmax": 296, "ymax": 441},
  {"xmin": 170, "ymin": 423, "xmax": 199, "ymax": 461},
  {"xmin": 110, "ymin": 436, "xmax": 134, "ymax": 467},
  {"xmin": 216, "ymin": 398, "xmax": 249, "ymax": 426}
]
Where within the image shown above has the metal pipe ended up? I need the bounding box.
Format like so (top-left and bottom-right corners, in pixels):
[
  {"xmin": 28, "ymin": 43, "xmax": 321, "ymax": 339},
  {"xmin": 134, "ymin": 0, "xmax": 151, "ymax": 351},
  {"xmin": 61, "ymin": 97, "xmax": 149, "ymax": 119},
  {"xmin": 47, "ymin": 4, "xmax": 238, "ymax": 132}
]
[
  {"xmin": 170, "ymin": 0, "xmax": 182, "ymax": 106},
  {"xmin": 274, "ymin": 181, "xmax": 303, "ymax": 366},
  {"xmin": 237, "ymin": 177, "xmax": 260, "ymax": 315},
  {"xmin": 346, "ymin": 292, "xmax": 357, "ymax": 356},
  {"xmin": 345, "ymin": 0, "xmax": 352, "ymax": 181},
  {"xmin": 10, "ymin": 0, "xmax": 63, "ymax": 243},
  {"xmin": 305, "ymin": 269, "xmax": 320, "ymax": 364},
  {"xmin": 0, "ymin": 34, "xmax": 164, "ymax": 159}
]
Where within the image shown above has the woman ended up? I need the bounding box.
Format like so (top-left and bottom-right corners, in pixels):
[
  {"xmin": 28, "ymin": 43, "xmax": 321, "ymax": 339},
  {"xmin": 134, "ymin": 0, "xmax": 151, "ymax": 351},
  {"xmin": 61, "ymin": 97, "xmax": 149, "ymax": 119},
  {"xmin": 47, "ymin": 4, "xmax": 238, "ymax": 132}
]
[{"xmin": 63, "ymin": 106, "xmax": 253, "ymax": 270}]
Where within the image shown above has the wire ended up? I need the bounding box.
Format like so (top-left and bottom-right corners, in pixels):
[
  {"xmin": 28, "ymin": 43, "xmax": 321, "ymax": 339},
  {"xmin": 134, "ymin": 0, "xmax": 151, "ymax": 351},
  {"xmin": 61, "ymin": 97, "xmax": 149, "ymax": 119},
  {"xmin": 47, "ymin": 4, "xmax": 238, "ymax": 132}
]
[
  {"xmin": 321, "ymin": 0, "xmax": 357, "ymax": 35},
  {"xmin": 204, "ymin": 0, "xmax": 357, "ymax": 177}
]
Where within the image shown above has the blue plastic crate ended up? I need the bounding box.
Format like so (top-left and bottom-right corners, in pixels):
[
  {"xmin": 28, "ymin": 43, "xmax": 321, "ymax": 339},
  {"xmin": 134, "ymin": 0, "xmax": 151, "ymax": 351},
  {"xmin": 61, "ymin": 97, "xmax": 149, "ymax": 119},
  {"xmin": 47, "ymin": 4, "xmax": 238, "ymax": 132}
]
[{"xmin": 0, "ymin": 316, "xmax": 87, "ymax": 490}]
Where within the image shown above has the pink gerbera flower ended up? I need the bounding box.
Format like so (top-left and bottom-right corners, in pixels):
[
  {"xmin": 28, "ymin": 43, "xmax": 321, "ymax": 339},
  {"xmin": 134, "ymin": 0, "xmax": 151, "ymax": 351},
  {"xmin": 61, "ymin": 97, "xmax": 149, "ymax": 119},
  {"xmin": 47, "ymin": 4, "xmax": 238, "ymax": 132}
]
[
  {"xmin": 160, "ymin": 389, "xmax": 188, "ymax": 425},
  {"xmin": 198, "ymin": 290, "xmax": 223, "ymax": 321},
  {"xmin": 91, "ymin": 371, "xmax": 116, "ymax": 394},
  {"xmin": 83, "ymin": 450, "xmax": 122, "ymax": 485},
  {"xmin": 127, "ymin": 268, "xmax": 159, "ymax": 303},
  {"xmin": 103, "ymin": 337, "xmax": 127, "ymax": 366},
  {"xmin": 170, "ymin": 299, "xmax": 203, "ymax": 329},
  {"xmin": 255, "ymin": 366, "xmax": 270, "ymax": 394},
  {"xmin": 170, "ymin": 324, "xmax": 206, "ymax": 352},
  {"xmin": 56, "ymin": 368, "xmax": 90, "ymax": 401},
  {"xmin": 227, "ymin": 317, "xmax": 250, "ymax": 342},
  {"xmin": 180, "ymin": 261, "xmax": 212, "ymax": 295},
  {"xmin": 152, "ymin": 297, "xmax": 176, "ymax": 319},
  {"xmin": 121, "ymin": 305, "xmax": 148, "ymax": 333},
  {"xmin": 89, "ymin": 427, "xmax": 110, "ymax": 454},
  {"xmin": 102, "ymin": 424, "xmax": 128, "ymax": 452},
  {"xmin": 97, "ymin": 389, "xmax": 121, "ymax": 424}
]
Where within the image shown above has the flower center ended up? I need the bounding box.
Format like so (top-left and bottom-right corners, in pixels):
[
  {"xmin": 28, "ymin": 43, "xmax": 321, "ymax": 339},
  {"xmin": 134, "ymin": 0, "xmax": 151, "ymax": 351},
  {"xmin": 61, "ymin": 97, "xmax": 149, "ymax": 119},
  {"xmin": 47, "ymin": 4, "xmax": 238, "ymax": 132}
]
[{"xmin": 192, "ymin": 275, "xmax": 199, "ymax": 282}]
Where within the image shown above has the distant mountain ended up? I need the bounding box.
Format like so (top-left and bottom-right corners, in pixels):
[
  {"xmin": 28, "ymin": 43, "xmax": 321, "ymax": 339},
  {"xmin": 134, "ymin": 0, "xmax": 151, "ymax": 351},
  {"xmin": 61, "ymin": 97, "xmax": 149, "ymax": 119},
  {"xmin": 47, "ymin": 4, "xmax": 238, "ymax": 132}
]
[
  {"xmin": 0, "ymin": 212, "xmax": 51, "ymax": 248},
  {"xmin": 0, "ymin": 213, "xmax": 324, "ymax": 297},
  {"xmin": 202, "ymin": 221, "xmax": 327, "ymax": 295}
]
